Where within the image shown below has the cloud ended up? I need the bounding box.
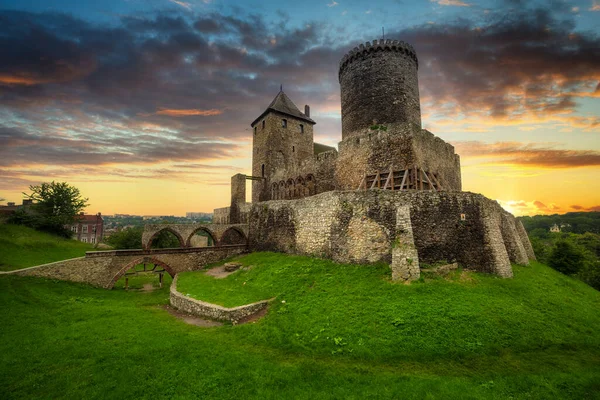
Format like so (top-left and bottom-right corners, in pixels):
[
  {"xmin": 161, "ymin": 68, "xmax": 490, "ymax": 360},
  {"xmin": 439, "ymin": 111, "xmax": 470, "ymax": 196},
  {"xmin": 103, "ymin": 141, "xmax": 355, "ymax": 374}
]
[
  {"xmin": 432, "ymin": 0, "xmax": 470, "ymax": 6},
  {"xmin": 498, "ymin": 199, "xmax": 563, "ymax": 216},
  {"xmin": 571, "ymin": 204, "xmax": 600, "ymax": 211},
  {"xmin": 327, "ymin": 1, "xmax": 339, "ymax": 7},
  {"xmin": 168, "ymin": 0, "xmax": 192, "ymax": 11},
  {"xmin": 155, "ymin": 108, "xmax": 223, "ymax": 117},
  {"xmin": 454, "ymin": 141, "xmax": 600, "ymax": 168},
  {"xmin": 395, "ymin": 3, "xmax": 600, "ymax": 124},
  {"xmin": 591, "ymin": 1, "xmax": 600, "ymax": 11}
]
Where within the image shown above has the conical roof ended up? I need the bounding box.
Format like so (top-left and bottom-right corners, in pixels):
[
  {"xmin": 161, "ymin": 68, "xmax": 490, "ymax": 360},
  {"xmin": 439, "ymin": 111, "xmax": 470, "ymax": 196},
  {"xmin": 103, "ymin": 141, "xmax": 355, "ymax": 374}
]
[{"xmin": 251, "ymin": 90, "xmax": 316, "ymax": 127}]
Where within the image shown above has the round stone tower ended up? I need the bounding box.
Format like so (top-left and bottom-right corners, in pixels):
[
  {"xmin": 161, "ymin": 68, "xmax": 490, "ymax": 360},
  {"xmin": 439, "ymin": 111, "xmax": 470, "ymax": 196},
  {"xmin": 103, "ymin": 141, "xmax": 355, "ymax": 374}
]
[{"xmin": 338, "ymin": 39, "xmax": 421, "ymax": 138}]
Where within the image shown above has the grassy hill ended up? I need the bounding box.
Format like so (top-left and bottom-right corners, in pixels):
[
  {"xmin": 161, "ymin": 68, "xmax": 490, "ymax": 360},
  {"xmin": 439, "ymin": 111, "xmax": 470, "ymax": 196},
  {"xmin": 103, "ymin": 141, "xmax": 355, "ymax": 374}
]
[
  {"xmin": 1, "ymin": 248, "xmax": 600, "ymax": 399},
  {"xmin": 0, "ymin": 224, "xmax": 94, "ymax": 271}
]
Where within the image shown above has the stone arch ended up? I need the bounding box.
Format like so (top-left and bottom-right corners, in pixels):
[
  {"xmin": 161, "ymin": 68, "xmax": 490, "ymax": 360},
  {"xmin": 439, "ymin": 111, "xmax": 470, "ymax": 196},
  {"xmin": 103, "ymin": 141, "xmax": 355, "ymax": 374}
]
[
  {"xmin": 219, "ymin": 226, "xmax": 248, "ymax": 246},
  {"xmin": 278, "ymin": 181, "xmax": 286, "ymax": 200},
  {"xmin": 109, "ymin": 256, "xmax": 176, "ymax": 289},
  {"xmin": 271, "ymin": 182, "xmax": 279, "ymax": 200},
  {"xmin": 186, "ymin": 226, "xmax": 217, "ymax": 248},
  {"xmin": 286, "ymin": 178, "xmax": 294, "ymax": 199},
  {"xmin": 306, "ymin": 174, "xmax": 316, "ymax": 196},
  {"xmin": 296, "ymin": 176, "xmax": 306, "ymax": 198},
  {"xmin": 146, "ymin": 228, "xmax": 186, "ymax": 249}
]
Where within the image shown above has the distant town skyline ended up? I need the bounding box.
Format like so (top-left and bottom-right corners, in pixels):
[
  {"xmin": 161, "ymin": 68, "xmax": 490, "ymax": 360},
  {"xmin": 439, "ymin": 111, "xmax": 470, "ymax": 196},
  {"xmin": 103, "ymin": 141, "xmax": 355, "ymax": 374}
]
[{"xmin": 1, "ymin": 0, "xmax": 599, "ymax": 216}]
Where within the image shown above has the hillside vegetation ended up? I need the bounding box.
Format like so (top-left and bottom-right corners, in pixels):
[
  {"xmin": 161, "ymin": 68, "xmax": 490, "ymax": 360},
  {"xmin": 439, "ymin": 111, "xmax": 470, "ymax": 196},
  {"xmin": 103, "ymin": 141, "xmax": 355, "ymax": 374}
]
[
  {"xmin": 1, "ymin": 251, "xmax": 600, "ymax": 399},
  {"xmin": 0, "ymin": 224, "xmax": 94, "ymax": 271}
]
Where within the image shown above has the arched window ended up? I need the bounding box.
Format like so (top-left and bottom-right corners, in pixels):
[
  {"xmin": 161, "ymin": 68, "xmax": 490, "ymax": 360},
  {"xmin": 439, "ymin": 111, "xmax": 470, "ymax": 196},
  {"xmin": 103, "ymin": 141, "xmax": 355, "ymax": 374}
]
[
  {"xmin": 262, "ymin": 120, "xmax": 265, "ymax": 129},
  {"xmin": 292, "ymin": 146, "xmax": 295, "ymax": 153},
  {"xmin": 282, "ymin": 119, "xmax": 287, "ymax": 128},
  {"xmin": 254, "ymin": 126, "xmax": 257, "ymax": 135},
  {"xmin": 300, "ymin": 124, "xmax": 304, "ymax": 133},
  {"xmin": 261, "ymin": 164, "xmax": 265, "ymax": 177}
]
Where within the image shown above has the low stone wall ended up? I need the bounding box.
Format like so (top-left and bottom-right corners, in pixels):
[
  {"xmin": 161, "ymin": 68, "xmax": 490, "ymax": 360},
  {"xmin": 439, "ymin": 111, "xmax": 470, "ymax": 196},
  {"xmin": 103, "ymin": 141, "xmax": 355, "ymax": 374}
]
[
  {"xmin": 170, "ymin": 275, "xmax": 270, "ymax": 323},
  {"xmin": 248, "ymin": 190, "xmax": 535, "ymax": 280},
  {"xmin": 10, "ymin": 245, "xmax": 247, "ymax": 289}
]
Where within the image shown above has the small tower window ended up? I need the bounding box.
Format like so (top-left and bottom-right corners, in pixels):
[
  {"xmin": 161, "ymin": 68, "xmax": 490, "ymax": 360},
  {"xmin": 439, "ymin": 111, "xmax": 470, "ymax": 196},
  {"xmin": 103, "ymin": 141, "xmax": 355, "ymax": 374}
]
[
  {"xmin": 300, "ymin": 124, "xmax": 304, "ymax": 133},
  {"xmin": 261, "ymin": 164, "xmax": 265, "ymax": 177},
  {"xmin": 262, "ymin": 120, "xmax": 265, "ymax": 129},
  {"xmin": 254, "ymin": 126, "xmax": 257, "ymax": 135},
  {"xmin": 282, "ymin": 119, "xmax": 287, "ymax": 128},
  {"xmin": 292, "ymin": 146, "xmax": 295, "ymax": 153}
]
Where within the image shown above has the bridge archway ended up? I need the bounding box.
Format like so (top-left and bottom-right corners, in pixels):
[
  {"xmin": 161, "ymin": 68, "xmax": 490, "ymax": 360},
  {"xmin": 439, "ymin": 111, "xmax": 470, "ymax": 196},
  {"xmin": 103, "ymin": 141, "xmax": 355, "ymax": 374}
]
[
  {"xmin": 186, "ymin": 226, "xmax": 217, "ymax": 248},
  {"xmin": 219, "ymin": 226, "xmax": 248, "ymax": 246},
  {"xmin": 109, "ymin": 257, "xmax": 176, "ymax": 289},
  {"xmin": 146, "ymin": 227, "xmax": 186, "ymax": 249}
]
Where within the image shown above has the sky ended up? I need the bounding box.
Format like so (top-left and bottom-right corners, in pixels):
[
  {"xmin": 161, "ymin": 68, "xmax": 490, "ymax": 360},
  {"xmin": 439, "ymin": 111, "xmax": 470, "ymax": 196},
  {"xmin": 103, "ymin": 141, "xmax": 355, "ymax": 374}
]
[{"xmin": 0, "ymin": 0, "xmax": 599, "ymax": 216}]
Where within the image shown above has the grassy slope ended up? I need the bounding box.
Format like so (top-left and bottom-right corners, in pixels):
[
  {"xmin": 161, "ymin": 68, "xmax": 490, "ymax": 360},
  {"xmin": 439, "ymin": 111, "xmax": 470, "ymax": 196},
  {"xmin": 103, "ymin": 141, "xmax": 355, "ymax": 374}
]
[
  {"xmin": 0, "ymin": 224, "xmax": 94, "ymax": 271},
  {"xmin": 1, "ymin": 251, "xmax": 599, "ymax": 399}
]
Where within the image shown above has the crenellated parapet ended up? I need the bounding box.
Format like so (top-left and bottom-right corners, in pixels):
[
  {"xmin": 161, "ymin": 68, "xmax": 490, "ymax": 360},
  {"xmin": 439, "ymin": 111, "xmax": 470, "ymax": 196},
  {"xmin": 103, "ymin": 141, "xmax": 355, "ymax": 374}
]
[{"xmin": 339, "ymin": 39, "xmax": 418, "ymax": 79}]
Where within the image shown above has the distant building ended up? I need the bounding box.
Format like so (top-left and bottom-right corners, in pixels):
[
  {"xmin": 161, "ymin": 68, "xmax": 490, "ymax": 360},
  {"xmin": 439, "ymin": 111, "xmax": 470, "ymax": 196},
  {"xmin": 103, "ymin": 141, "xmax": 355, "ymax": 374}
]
[
  {"xmin": 0, "ymin": 199, "xmax": 33, "ymax": 217},
  {"xmin": 67, "ymin": 213, "xmax": 104, "ymax": 244},
  {"xmin": 186, "ymin": 212, "xmax": 213, "ymax": 219},
  {"xmin": 550, "ymin": 224, "xmax": 560, "ymax": 233}
]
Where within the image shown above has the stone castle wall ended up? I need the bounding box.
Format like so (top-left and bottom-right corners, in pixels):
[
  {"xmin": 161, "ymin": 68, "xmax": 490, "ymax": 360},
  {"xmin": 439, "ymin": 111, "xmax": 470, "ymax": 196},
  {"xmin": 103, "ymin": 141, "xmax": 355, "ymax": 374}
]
[
  {"xmin": 339, "ymin": 39, "xmax": 421, "ymax": 136},
  {"xmin": 248, "ymin": 190, "xmax": 534, "ymax": 279},
  {"xmin": 335, "ymin": 123, "xmax": 461, "ymax": 191}
]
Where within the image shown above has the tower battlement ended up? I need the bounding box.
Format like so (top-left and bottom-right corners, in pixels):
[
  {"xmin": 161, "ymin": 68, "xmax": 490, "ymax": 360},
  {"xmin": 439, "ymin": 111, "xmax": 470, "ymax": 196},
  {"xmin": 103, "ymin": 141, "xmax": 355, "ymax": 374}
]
[{"xmin": 338, "ymin": 39, "xmax": 418, "ymax": 78}]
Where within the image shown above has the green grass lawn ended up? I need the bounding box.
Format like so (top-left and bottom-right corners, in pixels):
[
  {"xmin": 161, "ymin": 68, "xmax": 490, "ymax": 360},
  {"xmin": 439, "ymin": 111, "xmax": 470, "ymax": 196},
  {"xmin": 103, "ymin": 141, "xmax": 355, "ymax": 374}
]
[
  {"xmin": 0, "ymin": 224, "xmax": 94, "ymax": 271},
  {"xmin": 1, "ymin": 249, "xmax": 600, "ymax": 399}
]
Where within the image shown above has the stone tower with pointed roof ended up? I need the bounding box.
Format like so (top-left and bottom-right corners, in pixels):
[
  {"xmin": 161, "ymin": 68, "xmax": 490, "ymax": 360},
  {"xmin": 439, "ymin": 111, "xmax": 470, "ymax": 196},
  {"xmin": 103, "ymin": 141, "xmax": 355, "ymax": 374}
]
[{"xmin": 251, "ymin": 90, "xmax": 321, "ymax": 202}]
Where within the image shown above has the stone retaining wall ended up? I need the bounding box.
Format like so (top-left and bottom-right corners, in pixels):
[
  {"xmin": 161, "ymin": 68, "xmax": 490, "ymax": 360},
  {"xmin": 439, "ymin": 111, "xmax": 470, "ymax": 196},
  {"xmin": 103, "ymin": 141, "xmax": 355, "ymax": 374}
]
[
  {"xmin": 169, "ymin": 275, "xmax": 270, "ymax": 323},
  {"xmin": 249, "ymin": 190, "xmax": 535, "ymax": 280}
]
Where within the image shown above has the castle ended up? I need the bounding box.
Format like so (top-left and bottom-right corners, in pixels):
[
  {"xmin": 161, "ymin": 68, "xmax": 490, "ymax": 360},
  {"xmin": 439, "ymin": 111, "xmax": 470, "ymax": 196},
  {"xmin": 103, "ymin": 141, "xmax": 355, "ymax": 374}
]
[{"xmin": 214, "ymin": 39, "xmax": 535, "ymax": 281}]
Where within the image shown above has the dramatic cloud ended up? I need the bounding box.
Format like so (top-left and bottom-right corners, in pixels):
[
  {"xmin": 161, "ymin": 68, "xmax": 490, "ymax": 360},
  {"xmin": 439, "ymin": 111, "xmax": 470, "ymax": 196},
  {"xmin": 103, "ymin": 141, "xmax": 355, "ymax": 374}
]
[
  {"xmin": 396, "ymin": 2, "xmax": 600, "ymax": 127},
  {"xmin": 498, "ymin": 199, "xmax": 563, "ymax": 215},
  {"xmin": 155, "ymin": 108, "xmax": 223, "ymax": 117},
  {"xmin": 591, "ymin": 1, "xmax": 600, "ymax": 11},
  {"xmin": 432, "ymin": 0, "xmax": 471, "ymax": 6},
  {"xmin": 571, "ymin": 204, "xmax": 600, "ymax": 211},
  {"xmin": 168, "ymin": 0, "xmax": 192, "ymax": 11},
  {"xmin": 1, "ymin": 2, "xmax": 599, "ymax": 193},
  {"xmin": 454, "ymin": 141, "xmax": 600, "ymax": 168}
]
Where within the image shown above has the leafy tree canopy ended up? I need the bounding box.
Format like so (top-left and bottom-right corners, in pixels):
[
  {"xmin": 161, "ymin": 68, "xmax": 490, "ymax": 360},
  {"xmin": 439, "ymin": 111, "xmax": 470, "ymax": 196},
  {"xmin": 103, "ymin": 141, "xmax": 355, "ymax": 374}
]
[{"xmin": 13, "ymin": 182, "xmax": 89, "ymax": 237}]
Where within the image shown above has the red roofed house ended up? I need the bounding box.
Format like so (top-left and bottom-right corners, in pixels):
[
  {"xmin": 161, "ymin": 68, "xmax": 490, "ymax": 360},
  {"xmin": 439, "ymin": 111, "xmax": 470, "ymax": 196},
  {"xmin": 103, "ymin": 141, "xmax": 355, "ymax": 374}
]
[{"xmin": 68, "ymin": 212, "xmax": 104, "ymax": 245}]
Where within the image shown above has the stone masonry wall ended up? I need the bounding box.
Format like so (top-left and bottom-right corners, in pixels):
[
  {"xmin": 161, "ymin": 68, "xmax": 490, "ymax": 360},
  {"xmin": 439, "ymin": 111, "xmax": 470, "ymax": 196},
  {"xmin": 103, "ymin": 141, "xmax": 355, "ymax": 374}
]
[
  {"xmin": 12, "ymin": 246, "xmax": 247, "ymax": 288},
  {"xmin": 170, "ymin": 275, "xmax": 270, "ymax": 323},
  {"xmin": 335, "ymin": 123, "xmax": 461, "ymax": 191},
  {"xmin": 249, "ymin": 190, "xmax": 535, "ymax": 279}
]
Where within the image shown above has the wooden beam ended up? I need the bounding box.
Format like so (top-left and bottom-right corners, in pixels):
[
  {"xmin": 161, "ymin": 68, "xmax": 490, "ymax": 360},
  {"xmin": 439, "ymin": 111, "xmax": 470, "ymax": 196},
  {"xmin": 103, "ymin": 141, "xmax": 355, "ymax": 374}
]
[
  {"xmin": 390, "ymin": 167, "xmax": 395, "ymax": 191},
  {"xmin": 399, "ymin": 169, "xmax": 408, "ymax": 191},
  {"xmin": 430, "ymin": 172, "xmax": 443, "ymax": 191},
  {"xmin": 413, "ymin": 165, "xmax": 418, "ymax": 190},
  {"xmin": 421, "ymin": 168, "xmax": 435, "ymax": 191},
  {"xmin": 419, "ymin": 168, "xmax": 423, "ymax": 190},
  {"xmin": 383, "ymin": 169, "xmax": 393, "ymax": 190},
  {"xmin": 357, "ymin": 175, "xmax": 366, "ymax": 190},
  {"xmin": 370, "ymin": 171, "xmax": 380, "ymax": 189}
]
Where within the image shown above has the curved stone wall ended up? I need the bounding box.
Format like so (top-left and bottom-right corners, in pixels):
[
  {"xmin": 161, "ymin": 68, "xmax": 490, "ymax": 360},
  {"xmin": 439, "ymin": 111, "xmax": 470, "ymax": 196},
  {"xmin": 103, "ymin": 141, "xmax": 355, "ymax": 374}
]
[{"xmin": 169, "ymin": 275, "xmax": 271, "ymax": 324}]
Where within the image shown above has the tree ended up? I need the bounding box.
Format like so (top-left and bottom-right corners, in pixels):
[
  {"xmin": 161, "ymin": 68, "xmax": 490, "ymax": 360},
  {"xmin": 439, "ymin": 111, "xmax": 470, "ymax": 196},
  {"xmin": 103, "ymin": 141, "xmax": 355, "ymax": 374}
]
[
  {"xmin": 548, "ymin": 240, "xmax": 586, "ymax": 275},
  {"xmin": 21, "ymin": 181, "xmax": 89, "ymax": 237},
  {"xmin": 105, "ymin": 227, "xmax": 143, "ymax": 249}
]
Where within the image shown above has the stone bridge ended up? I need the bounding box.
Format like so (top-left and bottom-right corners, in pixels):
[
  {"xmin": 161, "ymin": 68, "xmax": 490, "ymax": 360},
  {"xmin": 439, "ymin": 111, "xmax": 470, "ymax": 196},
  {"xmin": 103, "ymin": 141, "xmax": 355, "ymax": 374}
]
[
  {"xmin": 10, "ymin": 245, "xmax": 247, "ymax": 289},
  {"xmin": 141, "ymin": 223, "xmax": 249, "ymax": 249}
]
